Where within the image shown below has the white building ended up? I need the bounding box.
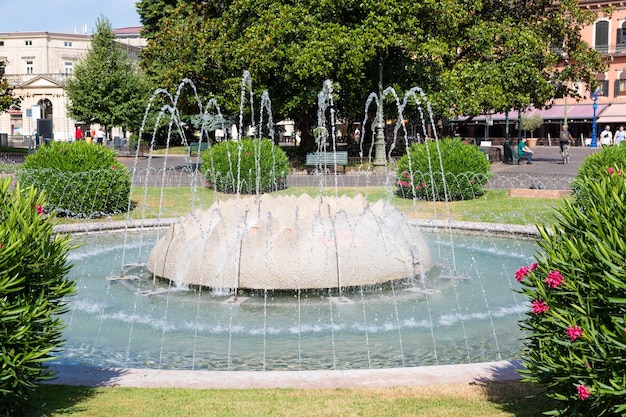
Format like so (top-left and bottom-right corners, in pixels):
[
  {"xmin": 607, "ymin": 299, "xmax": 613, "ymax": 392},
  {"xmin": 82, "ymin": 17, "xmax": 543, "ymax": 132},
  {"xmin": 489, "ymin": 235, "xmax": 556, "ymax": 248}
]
[{"xmin": 0, "ymin": 27, "xmax": 145, "ymax": 146}]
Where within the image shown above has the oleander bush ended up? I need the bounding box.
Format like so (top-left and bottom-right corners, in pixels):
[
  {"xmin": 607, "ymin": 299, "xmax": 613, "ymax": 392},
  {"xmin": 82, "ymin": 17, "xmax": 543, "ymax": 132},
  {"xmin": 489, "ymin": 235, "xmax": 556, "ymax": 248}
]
[
  {"xmin": 395, "ymin": 138, "xmax": 491, "ymax": 201},
  {"xmin": 0, "ymin": 178, "xmax": 75, "ymax": 415},
  {"xmin": 201, "ymin": 138, "xmax": 289, "ymax": 194},
  {"xmin": 571, "ymin": 144, "xmax": 626, "ymax": 208},
  {"xmin": 18, "ymin": 141, "xmax": 131, "ymax": 217},
  {"xmin": 517, "ymin": 166, "xmax": 626, "ymax": 416}
]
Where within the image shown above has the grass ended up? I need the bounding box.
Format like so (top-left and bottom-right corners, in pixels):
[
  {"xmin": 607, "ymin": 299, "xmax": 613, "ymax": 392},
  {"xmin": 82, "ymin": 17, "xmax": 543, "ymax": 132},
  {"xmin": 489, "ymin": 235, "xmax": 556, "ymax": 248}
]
[
  {"xmin": 25, "ymin": 381, "xmax": 554, "ymax": 417},
  {"xmin": 118, "ymin": 186, "xmax": 564, "ymax": 226}
]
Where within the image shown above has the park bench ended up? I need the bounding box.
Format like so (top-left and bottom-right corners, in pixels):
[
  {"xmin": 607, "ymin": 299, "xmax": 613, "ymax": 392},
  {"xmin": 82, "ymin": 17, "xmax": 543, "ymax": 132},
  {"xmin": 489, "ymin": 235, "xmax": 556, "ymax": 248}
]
[
  {"xmin": 305, "ymin": 151, "xmax": 348, "ymax": 174},
  {"xmin": 505, "ymin": 144, "xmax": 522, "ymax": 165},
  {"xmin": 189, "ymin": 142, "xmax": 210, "ymax": 156}
]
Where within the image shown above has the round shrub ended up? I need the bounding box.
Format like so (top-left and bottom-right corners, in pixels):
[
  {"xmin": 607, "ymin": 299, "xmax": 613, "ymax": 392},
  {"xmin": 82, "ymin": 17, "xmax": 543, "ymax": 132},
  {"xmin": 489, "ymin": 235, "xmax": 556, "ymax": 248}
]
[
  {"xmin": 395, "ymin": 138, "xmax": 491, "ymax": 201},
  {"xmin": 0, "ymin": 178, "xmax": 75, "ymax": 415},
  {"xmin": 201, "ymin": 138, "xmax": 289, "ymax": 194},
  {"xmin": 18, "ymin": 141, "xmax": 131, "ymax": 217},
  {"xmin": 517, "ymin": 167, "xmax": 626, "ymax": 416},
  {"xmin": 572, "ymin": 144, "xmax": 626, "ymax": 208}
]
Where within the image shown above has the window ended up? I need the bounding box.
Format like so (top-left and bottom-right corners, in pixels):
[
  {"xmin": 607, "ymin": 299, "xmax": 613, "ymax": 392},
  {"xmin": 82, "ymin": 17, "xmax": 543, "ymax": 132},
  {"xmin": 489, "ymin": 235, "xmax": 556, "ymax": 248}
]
[
  {"xmin": 598, "ymin": 80, "xmax": 609, "ymax": 97},
  {"xmin": 26, "ymin": 60, "xmax": 33, "ymax": 74},
  {"xmin": 617, "ymin": 22, "xmax": 626, "ymax": 49},
  {"xmin": 596, "ymin": 21, "xmax": 609, "ymax": 53},
  {"xmin": 617, "ymin": 71, "xmax": 626, "ymax": 96},
  {"xmin": 0, "ymin": 41, "xmax": 4, "ymax": 46},
  {"xmin": 64, "ymin": 41, "xmax": 72, "ymax": 47},
  {"xmin": 64, "ymin": 61, "xmax": 73, "ymax": 74},
  {"xmin": 24, "ymin": 40, "xmax": 32, "ymax": 46}
]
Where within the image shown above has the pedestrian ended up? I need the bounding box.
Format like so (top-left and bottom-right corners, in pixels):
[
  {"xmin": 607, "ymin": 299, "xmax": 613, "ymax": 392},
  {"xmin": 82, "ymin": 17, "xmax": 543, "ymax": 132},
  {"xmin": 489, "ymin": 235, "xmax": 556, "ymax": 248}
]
[
  {"xmin": 600, "ymin": 125, "xmax": 613, "ymax": 146},
  {"xmin": 96, "ymin": 127, "xmax": 105, "ymax": 145},
  {"xmin": 517, "ymin": 138, "xmax": 534, "ymax": 164},
  {"xmin": 75, "ymin": 126, "xmax": 83, "ymax": 141},
  {"xmin": 615, "ymin": 126, "xmax": 626, "ymax": 146},
  {"xmin": 295, "ymin": 129, "xmax": 301, "ymax": 146},
  {"xmin": 354, "ymin": 128, "xmax": 361, "ymax": 144},
  {"xmin": 559, "ymin": 124, "xmax": 573, "ymax": 156}
]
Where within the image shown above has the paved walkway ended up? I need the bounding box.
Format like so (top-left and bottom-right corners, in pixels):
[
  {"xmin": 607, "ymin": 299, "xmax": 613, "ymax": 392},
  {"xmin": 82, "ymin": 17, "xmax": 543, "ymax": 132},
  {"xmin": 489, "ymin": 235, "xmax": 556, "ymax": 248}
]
[{"xmin": 115, "ymin": 145, "xmax": 596, "ymax": 190}]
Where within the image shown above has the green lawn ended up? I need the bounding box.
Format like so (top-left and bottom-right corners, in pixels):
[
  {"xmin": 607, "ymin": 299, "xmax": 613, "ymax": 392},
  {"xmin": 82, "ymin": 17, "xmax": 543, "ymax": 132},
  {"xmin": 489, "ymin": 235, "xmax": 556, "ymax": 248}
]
[
  {"xmin": 26, "ymin": 381, "xmax": 554, "ymax": 417},
  {"xmin": 121, "ymin": 186, "xmax": 564, "ymax": 226}
]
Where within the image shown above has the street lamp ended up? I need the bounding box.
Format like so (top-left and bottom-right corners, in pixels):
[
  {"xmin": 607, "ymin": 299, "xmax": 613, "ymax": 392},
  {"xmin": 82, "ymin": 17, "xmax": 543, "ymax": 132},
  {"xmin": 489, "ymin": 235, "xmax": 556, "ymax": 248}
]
[{"xmin": 590, "ymin": 91, "xmax": 600, "ymax": 148}]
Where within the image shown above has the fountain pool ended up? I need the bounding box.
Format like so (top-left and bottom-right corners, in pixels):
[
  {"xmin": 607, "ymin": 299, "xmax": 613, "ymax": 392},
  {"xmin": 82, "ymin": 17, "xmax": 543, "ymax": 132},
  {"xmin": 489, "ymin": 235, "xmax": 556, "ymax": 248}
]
[{"xmin": 54, "ymin": 226, "xmax": 535, "ymax": 372}]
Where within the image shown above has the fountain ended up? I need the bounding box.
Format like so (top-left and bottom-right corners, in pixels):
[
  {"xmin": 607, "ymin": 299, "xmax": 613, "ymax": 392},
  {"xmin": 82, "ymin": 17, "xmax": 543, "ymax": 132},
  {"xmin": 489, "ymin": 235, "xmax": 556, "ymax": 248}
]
[{"xmin": 49, "ymin": 74, "xmax": 536, "ymax": 383}]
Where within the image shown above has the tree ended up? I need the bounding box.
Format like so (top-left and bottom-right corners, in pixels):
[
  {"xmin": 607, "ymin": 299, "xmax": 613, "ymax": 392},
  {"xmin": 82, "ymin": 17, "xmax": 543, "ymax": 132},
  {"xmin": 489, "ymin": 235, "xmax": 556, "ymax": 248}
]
[
  {"xmin": 0, "ymin": 60, "xmax": 21, "ymax": 114},
  {"xmin": 65, "ymin": 16, "xmax": 149, "ymax": 136},
  {"xmin": 520, "ymin": 115, "xmax": 544, "ymax": 139},
  {"xmin": 137, "ymin": 0, "xmax": 605, "ymax": 149}
]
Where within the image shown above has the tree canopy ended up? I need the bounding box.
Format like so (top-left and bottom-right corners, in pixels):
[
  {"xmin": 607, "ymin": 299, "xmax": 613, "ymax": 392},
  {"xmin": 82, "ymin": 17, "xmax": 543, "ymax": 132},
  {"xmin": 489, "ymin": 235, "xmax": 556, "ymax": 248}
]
[
  {"xmin": 0, "ymin": 61, "xmax": 21, "ymax": 114},
  {"xmin": 65, "ymin": 17, "xmax": 149, "ymax": 134},
  {"xmin": 137, "ymin": 0, "xmax": 605, "ymax": 143}
]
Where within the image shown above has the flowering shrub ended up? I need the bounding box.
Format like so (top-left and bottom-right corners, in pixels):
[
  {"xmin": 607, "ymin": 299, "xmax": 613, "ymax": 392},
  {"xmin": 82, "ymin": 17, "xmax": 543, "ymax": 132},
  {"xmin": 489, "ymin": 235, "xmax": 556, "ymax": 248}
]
[
  {"xmin": 0, "ymin": 178, "xmax": 75, "ymax": 415},
  {"xmin": 572, "ymin": 143, "xmax": 626, "ymax": 208},
  {"xmin": 18, "ymin": 141, "xmax": 131, "ymax": 217},
  {"xmin": 201, "ymin": 138, "xmax": 289, "ymax": 194},
  {"xmin": 517, "ymin": 166, "xmax": 626, "ymax": 416},
  {"xmin": 394, "ymin": 138, "xmax": 491, "ymax": 201}
]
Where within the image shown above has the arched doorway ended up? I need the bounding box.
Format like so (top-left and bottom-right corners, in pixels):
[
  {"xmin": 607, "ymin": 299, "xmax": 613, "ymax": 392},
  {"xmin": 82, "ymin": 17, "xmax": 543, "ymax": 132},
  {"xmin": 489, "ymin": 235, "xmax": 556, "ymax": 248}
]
[{"xmin": 37, "ymin": 98, "xmax": 53, "ymax": 119}]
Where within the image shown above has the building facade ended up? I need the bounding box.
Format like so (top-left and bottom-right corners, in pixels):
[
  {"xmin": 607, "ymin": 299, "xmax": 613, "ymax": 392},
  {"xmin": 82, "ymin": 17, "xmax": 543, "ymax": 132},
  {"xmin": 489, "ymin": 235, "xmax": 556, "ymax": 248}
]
[{"xmin": 0, "ymin": 27, "xmax": 145, "ymax": 146}]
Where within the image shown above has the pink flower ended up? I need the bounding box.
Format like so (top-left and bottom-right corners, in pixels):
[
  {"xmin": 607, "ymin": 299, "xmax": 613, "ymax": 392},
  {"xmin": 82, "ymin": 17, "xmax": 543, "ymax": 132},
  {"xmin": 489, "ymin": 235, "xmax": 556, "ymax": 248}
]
[
  {"xmin": 36, "ymin": 205, "xmax": 44, "ymax": 215},
  {"xmin": 415, "ymin": 184, "xmax": 421, "ymax": 189},
  {"xmin": 577, "ymin": 384, "xmax": 591, "ymax": 401},
  {"xmin": 608, "ymin": 167, "xmax": 615, "ymax": 175},
  {"xmin": 245, "ymin": 151, "xmax": 251, "ymax": 156},
  {"xmin": 421, "ymin": 182, "xmax": 426, "ymax": 188},
  {"xmin": 545, "ymin": 270, "xmax": 563, "ymax": 288},
  {"xmin": 404, "ymin": 172, "xmax": 411, "ymax": 179},
  {"xmin": 532, "ymin": 299, "xmax": 549, "ymax": 315},
  {"xmin": 471, "ymin": 179, "xmax": 475, "ymax": 184},
  {"xmin": 400, "ymin": 181, "xmax": 408, "ymax": 187},
  {"xmin": 529, "ymin": 263, "xmax": 538, "ymax": 271},
  {"xmin": 567, "ymin": 325, "xmax": 583, "ymax": 341},
  {"xmin": 111, "ymin": 165, "xmax": 117, "ymax": 170},
  {"xmin": 0, "ymin": 243, "xmax": 2, "ymax": 249},
  {"xmin": 515, "ymin": 266, "xmax": 530, "ymax": 282}
]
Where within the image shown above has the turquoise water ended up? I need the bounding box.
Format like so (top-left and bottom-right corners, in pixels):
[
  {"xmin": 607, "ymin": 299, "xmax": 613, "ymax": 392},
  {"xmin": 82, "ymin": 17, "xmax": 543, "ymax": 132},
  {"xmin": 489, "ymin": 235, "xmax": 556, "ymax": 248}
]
[{"xmin": 53, "ymin": 229, "xmax": 536, "ymax": 371}]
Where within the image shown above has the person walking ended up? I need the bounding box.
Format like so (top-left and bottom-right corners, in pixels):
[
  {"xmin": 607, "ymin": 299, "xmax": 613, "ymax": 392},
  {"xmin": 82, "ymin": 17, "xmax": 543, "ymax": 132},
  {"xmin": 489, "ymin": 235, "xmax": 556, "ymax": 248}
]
[
  {"xmin": 615, "ymin": 126, "xmax": 626, "ymax": 146},
  {"xmin": 96, "ymin": 127, "xmax": 105, "ymax": 145},
  {"xmin": 559, "ymin": 124, "xmax": 573, "ymax": 156},
  {"xmin": 600, "ymin": 125, "xmax": 613, "ymax": 146}
]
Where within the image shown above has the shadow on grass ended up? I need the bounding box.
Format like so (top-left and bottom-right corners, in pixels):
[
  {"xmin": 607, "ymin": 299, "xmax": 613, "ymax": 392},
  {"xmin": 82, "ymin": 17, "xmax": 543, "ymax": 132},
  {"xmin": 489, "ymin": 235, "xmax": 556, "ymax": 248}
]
[
  {"xmin": 476, "ymin": 361, "xmax": 556, "ymax": 416},
  {"xmin": 24, "ymin": 365, "xmax": 128, "ymax": 417}
]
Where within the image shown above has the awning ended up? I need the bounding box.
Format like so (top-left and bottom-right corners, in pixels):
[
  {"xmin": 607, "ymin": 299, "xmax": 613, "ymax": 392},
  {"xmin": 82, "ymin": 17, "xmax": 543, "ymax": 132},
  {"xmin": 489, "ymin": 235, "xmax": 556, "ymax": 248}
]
[
  {"xmin": 596, "ymin": 103, "xmax": 626, "ymax": 124},
  {"xmin": 452, "ymin": 104, "xmax": 607, "ymax": 123}
]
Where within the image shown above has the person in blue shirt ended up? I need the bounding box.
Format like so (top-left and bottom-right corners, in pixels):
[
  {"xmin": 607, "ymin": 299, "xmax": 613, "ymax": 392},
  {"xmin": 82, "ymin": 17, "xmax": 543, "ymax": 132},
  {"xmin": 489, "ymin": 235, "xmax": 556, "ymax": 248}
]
[{"xmin": 517, "ymin": 138, "xmax": 534, "ymax": 164}]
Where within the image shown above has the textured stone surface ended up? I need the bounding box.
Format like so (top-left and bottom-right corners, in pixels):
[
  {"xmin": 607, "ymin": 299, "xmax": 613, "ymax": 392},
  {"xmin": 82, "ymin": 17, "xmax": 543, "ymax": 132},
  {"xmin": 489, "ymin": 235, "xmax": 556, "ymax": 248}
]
[{"xmin": 147, "ymin": 194, "xmax": 432, "ymax": 289}]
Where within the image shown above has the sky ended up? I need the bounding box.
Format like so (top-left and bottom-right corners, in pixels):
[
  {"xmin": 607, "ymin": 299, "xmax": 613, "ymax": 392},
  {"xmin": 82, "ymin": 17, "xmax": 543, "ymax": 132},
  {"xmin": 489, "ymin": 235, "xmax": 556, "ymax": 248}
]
[{"xmin": 0, "ymin": 0, "xmax": 141, "ymax": 33}]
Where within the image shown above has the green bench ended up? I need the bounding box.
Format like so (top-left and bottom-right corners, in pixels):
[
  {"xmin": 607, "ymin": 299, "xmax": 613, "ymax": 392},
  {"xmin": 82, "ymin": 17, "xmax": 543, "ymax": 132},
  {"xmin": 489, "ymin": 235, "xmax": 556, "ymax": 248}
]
[
  {"xmin": 506, "ymin": 144, "xmax": 522, "ymax": 165},
  {"xmin": 189, "ymin": 142, "xmax": 209, "ymax": 156},
  {"xmin": 305, "ymin": 151, "xmax": 348, "ymax": 174}
]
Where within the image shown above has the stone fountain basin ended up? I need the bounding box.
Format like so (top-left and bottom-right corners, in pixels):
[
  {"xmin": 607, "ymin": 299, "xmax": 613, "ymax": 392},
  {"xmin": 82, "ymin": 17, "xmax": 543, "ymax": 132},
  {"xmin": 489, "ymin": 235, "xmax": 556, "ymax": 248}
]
[{"xmin": 147, "ymin": 194, "xmax": 432, "ymax": 290}]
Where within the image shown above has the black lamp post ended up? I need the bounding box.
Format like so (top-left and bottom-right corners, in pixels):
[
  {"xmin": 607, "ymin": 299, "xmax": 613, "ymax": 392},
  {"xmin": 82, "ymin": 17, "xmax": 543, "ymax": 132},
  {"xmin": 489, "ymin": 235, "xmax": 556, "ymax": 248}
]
[{"xmin": 591, "ymin": 91, "xmax": 600, "ymax": 148}]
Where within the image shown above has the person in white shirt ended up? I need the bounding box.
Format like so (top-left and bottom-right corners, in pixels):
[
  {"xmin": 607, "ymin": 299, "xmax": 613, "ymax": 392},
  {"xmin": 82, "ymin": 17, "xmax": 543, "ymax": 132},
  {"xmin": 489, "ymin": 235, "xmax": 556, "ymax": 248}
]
[{"xmin": 600, "ymin": 125, "xmax": 613, "ymax": 146}]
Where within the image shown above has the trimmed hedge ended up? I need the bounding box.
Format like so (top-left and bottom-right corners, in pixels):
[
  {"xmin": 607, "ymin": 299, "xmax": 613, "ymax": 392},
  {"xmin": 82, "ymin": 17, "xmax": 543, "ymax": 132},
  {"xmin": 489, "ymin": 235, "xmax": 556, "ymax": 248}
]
[
  {"xmin": 0, "ymin": 178, "xmax": 75, "ymax": 415},
  {"xmin": 18, "ymin": 141, "xmax": 131, "ymax": 217},
  {"xmin": 395, "ymin": 138, "xmax": 491, "ymax": 201},
  {"xmin": 201, "ymin": 138, "xmax": 289, "ymax": 194}
]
